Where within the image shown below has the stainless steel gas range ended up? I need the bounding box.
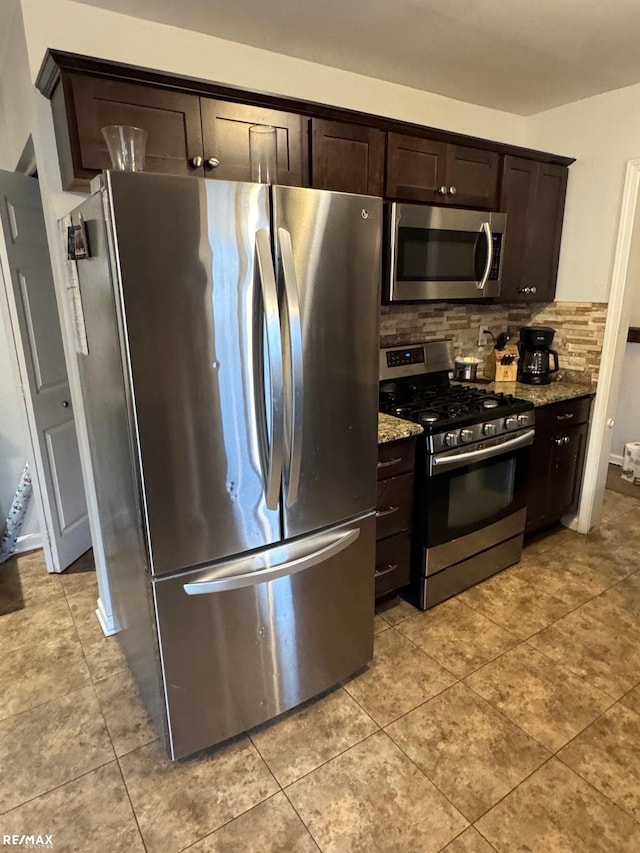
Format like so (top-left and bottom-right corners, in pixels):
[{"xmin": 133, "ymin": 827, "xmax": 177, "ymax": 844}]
[{"xmin": 379, "ymin": 340, "xmax": 535, "ymax": 609}]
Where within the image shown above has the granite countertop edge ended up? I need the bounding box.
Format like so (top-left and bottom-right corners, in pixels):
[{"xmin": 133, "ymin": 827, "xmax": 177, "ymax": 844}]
[{"xmin": 378, "ymin": 412, "xmax": 424, "ymax": 444}]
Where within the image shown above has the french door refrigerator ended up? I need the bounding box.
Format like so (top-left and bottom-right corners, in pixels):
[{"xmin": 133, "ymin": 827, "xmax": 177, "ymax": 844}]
[{"xmin": 69, "ymin": 171, "xmax": 382, "ymax": 759}]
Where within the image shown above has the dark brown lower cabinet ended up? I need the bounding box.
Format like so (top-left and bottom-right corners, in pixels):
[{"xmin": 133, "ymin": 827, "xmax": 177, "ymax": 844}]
[
  {"xmin": 375, "ymin": 437, "xmax": 416, "ymax": 598},
  {"xmin": 525, "ymin": 396, "xmax": 592, "ymax": 535}
]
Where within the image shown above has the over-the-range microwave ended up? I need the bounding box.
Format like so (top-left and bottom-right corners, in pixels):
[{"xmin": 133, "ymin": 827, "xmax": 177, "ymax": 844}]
[{"xmin": 386, "ymin": 202, "xmax": 507, "ymax": 302}]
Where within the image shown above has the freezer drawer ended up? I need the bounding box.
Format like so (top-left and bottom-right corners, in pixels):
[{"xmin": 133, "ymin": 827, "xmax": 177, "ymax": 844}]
[{"xmin": 153, "ymin": 513, "xmax": 375, "ymax": 759}]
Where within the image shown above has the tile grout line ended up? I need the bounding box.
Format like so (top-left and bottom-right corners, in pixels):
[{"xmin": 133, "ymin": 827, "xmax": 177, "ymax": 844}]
[
  {"xmin": 0, "ymin": 758, "xmax": 118, "ymax": 819},
  {"xmin": 554, "ymin": 752, "xmax": 640, "ymax": 828}
]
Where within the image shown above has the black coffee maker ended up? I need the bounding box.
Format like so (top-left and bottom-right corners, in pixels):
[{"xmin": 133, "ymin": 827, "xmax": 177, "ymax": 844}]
[{"xmin": 517, "ymin": 326, "xmax": 560, "ymax": 385}]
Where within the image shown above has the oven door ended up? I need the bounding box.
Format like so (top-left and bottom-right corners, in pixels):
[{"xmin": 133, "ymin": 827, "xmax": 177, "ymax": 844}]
[
  {"xmin": 388, "ymin": 204, "xmax": 506, "ymax": 302},
  {"xmin": 423, "ymin": 429, "xmax": 534, "ymax": 551}
]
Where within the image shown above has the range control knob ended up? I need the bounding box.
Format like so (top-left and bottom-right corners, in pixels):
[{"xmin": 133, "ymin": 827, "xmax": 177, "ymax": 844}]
[
  {"xmin": 517, "ymin": 413, "xmax": 529, "ymax": 426},
  {"xmin": 460, "ymin": 429, "xmax": 474, "ymax": 443},
  {"xmin": 504, "ymin": 415, "xmax": 518, "ymax": 430},
  {"xmin": 444, "ymin": 432, "xmax": 458, "ymax": 447},
  {"xmin": 483, "ymin": 422, "xmax": 497, "ymax": 437}
]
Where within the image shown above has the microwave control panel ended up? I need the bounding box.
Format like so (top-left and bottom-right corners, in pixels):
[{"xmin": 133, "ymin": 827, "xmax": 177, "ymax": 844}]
[{"xmin": 489, "ymin": 234, "xmax": 502, "ymax": 280}]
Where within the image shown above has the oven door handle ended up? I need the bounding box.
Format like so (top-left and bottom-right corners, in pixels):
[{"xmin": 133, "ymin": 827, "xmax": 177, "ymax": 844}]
[{"xmin": 431, "ymin": 428, "xmax": 535, "ymax": 475}]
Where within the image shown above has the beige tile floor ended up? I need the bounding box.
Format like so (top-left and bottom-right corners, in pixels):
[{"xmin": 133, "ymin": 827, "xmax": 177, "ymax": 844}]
[{"xmin": 1, "ymin": 490, "xmax": 640, "ymax": 851}]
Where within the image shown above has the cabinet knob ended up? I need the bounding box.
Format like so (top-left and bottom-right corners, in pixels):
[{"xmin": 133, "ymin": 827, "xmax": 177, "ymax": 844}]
[
  {"xmin": 530, "ymin": 286, "xmax": 537, "ymax": 294},
  {"xmin": 448, "ymin": 186, "xmax": 457, "ymax": 195},
  {"xmin": 61, "ymin": 400, "xmax": 70, "ymax": 408},
  {"xmin": 437, "ymin": 186, "xmax": 448, "ymax": 195},
  {"xmin": 205, "ymin": 157, "xmax": 220, "ymax": 170},
  {"xmin": 518, "ymin": 286, "xmax": 531, "ymax": 294},
  {"xmin": 189, "ymin": 155, "xmax": 203, "ymax": 169}
]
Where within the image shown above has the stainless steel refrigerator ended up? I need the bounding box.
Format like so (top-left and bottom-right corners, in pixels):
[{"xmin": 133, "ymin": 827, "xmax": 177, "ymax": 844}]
[{"xmin": 69, "ymin": 171, "xmax": 382, "ymax": 759}]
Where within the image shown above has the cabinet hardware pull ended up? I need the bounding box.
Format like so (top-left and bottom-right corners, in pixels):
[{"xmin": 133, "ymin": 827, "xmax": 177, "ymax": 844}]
[
  {"xmin": 376, "ymin": 505, "xmax": 400, "ymax": 518},
  {"xmin": 375, "ymin": 563, "xmax": 398, "ymax": 577},
  {"xmin": 518, "ymin": 286, "xmax": 531, "ymax": 294},
  {"xmin": 205, "ymin": 157, "xmax": 220, "ymax": 170},
  {"xmin": 437, "ymin": 186, "xmax": 448, "ymax": 195},
  {"xmin": 530, "ymin": 286, "xmax": 537, "ymax": 294},
  {"xmin": 189, "ymin": 155, "xmax": 203, "ymax": 168},
  {"xmin": 61, "ymin": 400, "xmax": 70, "ymax": 408},
  {"xmin": 556, "ymin": 413, "xmax": 574, "ymax": 421},
  {"xmin": 377, "ymin": 457, "xmax": 402, "ymax": 469},
  {"xmin": 448, "ymin": 186, "xmax": 457, "ymax": 195},
  {"xmin": 554, "ymin": 436, "xmax": 571, "ymax": 446}
]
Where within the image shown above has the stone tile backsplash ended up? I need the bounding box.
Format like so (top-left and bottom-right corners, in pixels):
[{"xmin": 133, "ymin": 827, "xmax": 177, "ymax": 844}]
[{"xmin": 380, "ymin": 301, "xmax": 607, "ymax": 383}]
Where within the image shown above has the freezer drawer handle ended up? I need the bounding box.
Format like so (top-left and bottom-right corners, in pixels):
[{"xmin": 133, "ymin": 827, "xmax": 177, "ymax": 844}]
[
  {"xmin": 278, "ymin": 227, "xmax": 304, "ymax": 508},
  {"xmin": 182, "ymin": 528, "xmax": 359, "ymax": 595},
  {"xmin": 255, "ymin": 228, "xmax": 284, "ymax": 510}
]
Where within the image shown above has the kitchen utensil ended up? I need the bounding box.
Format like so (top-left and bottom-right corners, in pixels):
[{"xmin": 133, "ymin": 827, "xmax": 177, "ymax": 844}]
[{"xmin": 453, "ymin": 356, "xmax": 481, "ymax": 382}]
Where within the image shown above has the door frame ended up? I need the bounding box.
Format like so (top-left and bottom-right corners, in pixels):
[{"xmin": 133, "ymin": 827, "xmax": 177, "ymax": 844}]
[{"xmin": 572, "ymin": 157, "xmax": 640, "ymax": 532}]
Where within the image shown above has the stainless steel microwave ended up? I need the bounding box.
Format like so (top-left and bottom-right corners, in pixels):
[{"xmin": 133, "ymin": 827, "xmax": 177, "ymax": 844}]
[{"xmin": 386, "ymin": 203, "xmax": 507, "ymax": 302}]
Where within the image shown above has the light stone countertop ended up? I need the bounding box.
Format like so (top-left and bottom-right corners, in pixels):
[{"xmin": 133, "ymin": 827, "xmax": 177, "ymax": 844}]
[{"xmin": 378, "ymin": 412, "xmax": 424, "ymax": 445}]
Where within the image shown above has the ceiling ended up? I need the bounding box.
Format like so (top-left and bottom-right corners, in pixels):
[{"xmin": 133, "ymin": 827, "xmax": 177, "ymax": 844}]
[{"xmin": 74, "ymin": 0, "xmax": 640, "ymax": 115}]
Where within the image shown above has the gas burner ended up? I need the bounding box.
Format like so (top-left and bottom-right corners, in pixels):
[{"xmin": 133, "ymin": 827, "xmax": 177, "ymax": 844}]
[
  {"xmin": 418, "ymin": 410, "xmax": 440, "ymax": 424},
  {"xmin": 482, "ymin": 399, "xmax": 499, "ymax": 409}
]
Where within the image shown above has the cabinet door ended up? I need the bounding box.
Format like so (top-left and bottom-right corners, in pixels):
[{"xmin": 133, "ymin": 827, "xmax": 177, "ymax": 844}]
[
  {"xmin": 529, "ymin": 163, "xmax": 569, "ymax": 302},
  {"xmin": 446, "ymin": 145, "xmax": 499, "ymax": 208},
  {"xmin": 499, "ymin": 155, "xmax": 538, "ymax": 301},
  {"xmin": 311, "ymin": 119, "xmax": 385, "ymax": 195},
  {"xmin": 549, "ymin": 423, "xmax": 589, "ymax": 520},
  {"xmin": 525, "ymin": 431, "xmax": 554, "ymax": 533},
  {"xmin": 386, "ymin": 133, "xmax": 448, "ymax": 202},
  {"xmin": 67, "ymin": 75, "xmax": 205, "ymax": 186},
  {"xmin": 200, "ymin": 100, "xmax": 306, "ymax": 184}
]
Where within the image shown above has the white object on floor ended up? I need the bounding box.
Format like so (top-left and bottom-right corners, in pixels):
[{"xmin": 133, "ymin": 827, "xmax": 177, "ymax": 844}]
[
  {"xmin": 0, "ymin": 463, "xmax": 32, "ymax": 563},
  {"xmin": 621, "ymin": 441, "xmax": 640, "ymax": 483}
]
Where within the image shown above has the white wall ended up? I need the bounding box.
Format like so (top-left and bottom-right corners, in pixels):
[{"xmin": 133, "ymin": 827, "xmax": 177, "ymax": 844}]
[
  {"xmin": 0, "ymin": 0, "xmax": 40, "ymax": 551},
  {"xmin": 526, "ymin": 83, "xmax": 640, "ymax": 304},
  {"xmin": 611, "ymin": 256, "xmax": 640, "ymax": 462},
  {"xmin": 0, "ymin": 1, "xmax": 34, "ymax": 171}
]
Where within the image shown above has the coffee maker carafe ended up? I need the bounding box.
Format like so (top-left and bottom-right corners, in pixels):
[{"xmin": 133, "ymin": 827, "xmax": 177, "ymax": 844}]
[{"xmin": 517, "ymin": 326, "xmax": 560, "ymax": 385}]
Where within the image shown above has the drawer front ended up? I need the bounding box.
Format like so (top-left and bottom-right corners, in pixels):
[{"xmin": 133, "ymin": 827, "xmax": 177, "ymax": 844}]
[
  {"xmin": 375, "ymin": 532, "xmax": 411, "ymax": 598},
  {"xmin": 377, "ymin": 438, "xmax": 416, "ymax": 481},
  {"xmin": 535, "ymin": 396, "xmax": 592, "ymax": 432},
  {"xmin": 376, "ymin": 473, "xmax": 414, "ymax": 539}
]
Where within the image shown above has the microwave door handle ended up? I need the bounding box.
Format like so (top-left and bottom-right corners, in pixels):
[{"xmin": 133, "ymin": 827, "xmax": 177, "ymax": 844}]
[
  {"xmin": 476, "ymin": 221, "xmax": 493, "ymax": 290},
  {"xmin": 431, "ymin": 428, "xmax": 535, "ymax": 475},
  {"xmin": 255, "ymin": 228, "xmax": 284, "ymax": 510},
  {"xmin": 278, "ymin": 227, "xmax": 304, "ymax": 507}
]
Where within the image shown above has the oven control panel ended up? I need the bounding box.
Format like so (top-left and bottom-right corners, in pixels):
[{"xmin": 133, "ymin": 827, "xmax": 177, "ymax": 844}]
[
  {"xmin": 386, "ymin": 347, "xmax": 425, "ymax": 368},
  {"xmin": 429, "ymin": 409, "xmax": 535, "ymax": 453}
]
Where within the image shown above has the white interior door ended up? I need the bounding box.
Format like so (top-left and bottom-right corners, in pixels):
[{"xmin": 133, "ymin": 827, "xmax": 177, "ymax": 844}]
[{"xmin": 0, "ymin": 170, "xmax": 90, "ymax": 571}]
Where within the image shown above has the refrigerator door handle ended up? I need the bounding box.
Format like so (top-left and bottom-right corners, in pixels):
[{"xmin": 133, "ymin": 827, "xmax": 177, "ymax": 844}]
[
  {"xmin": 278, "ymin": 227, "xmax": 304, "ymax": 507},
  {"xmin": 183, "ymin": 527, "xmax": 360, "ymax": 594},
  {"xmin": 255, "ymin": 228, "xmax": 284, "ymax": 510}
]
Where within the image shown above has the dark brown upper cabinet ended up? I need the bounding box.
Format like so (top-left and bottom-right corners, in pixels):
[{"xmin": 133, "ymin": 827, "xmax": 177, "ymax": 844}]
[
  {"xmin": 310, "ymin": 119, "xmax": 385, "ymax": 196},
  {"xmin": 386, "ymin": 133, "xmax": 499, "ymax": 208},
  {"xmin": 200, "ymin": 100, "xmax": 306, "ymax": 185},
  {"xmin": 54, "ymin": 74, "xmax": 206, "ymax": 189},
  {"xmin": 499, "ymin": 155, "xmax": 568, "ymax": 302}
]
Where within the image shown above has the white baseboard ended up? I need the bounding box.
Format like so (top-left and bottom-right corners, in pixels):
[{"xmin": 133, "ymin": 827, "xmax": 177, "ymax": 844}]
[
  {"xmin": 96, "ymin": 595, "xmax": 119, "ymax": 637},
  {"xmin": 609, "ymin": 454, "xmax": 623, "ymax": 467},
  {"xmin": 14, "ymin": 532, "xmax": 43, "ymax": 554}
]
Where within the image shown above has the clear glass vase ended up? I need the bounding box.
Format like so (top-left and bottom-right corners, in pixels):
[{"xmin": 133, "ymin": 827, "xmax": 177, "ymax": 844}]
[
  {"xmin": 101, "ymin": 125, "xmax": 148, "ymax": 171},
  {"xmin": 249, "ymin": 125, "xmax": 278, "ymax": 184}
]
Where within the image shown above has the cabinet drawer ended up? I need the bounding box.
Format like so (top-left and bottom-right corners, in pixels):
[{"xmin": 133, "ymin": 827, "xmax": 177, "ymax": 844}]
[
  {"xmin": 376, "ymin": 473, "xmax": 414, "ymax": 539},
  {"xmin": 377, "ymin": 438, "xmax": 416, "ymax": 480},
  {"xmin": 535, "ymin": 396, "xmax": 593, "ymax": 432},
  {"xmin": 375, "ymin": 532, "xmax": 411, "ymax": 598}
]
